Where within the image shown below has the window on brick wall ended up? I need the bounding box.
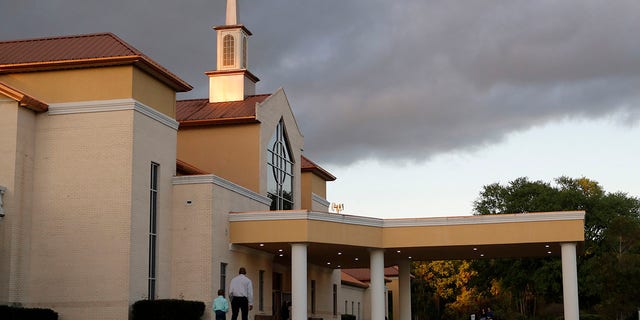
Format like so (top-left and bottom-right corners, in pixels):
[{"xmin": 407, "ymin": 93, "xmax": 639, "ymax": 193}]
[
  {"xmin": 220, "ymin": 263, "xmax": 228, "ymax": 292},
  {"xmin": 259, "ymin": 270, "xmax": 265, "ymax": 311},
  {"xmin": 148, "ymin": 162, "xmax": 159, "ymax": 299}
]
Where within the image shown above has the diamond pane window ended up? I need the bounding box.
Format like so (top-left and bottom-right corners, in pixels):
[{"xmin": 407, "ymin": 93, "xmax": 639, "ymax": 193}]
[{"xmin": 267, "ymin": 120, "xmax": 294, "ymax": 210}]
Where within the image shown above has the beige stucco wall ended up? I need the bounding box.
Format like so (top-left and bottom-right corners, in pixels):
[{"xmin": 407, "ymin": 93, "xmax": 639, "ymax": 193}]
[
  {"xmin": 341, "ymin": 284, "xmax": 366, "ymax": 319},
  {"xmin": 308, "ymin": 264, "xmax": 337, "ymax": 319},
  {"xmin": 0, "ymin": 67, "xmax": 133, "ymax": 103},
  {"xmin": 0, "ymin": 66, "xmax": 176, "ymax": 118},
  {"xmin": 386, "ymin": 278, "xmax": 399, "ymax": 320},
  {"xmin": 301, "ymin": 173, "xmax": 328, "ymax": 211},
  {"xmin": 132, "ymin": 68, "xmax": 177, "ymax": 118},
  {"xmin": 0, "ymin": 99, "xmax": 37, "ymax": 305},
  {"xmin": 177, "ymin": 124, "xmax": 261, "ymax": 191}
]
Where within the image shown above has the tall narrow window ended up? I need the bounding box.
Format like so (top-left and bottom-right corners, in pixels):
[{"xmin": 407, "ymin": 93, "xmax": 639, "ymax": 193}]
[
  {"xmin": 332, "ymin": 284, "xmax": 337, "ymax": 316},
  {"xmin": 148, "ymin": 162, "xmax": 159, "ymax": 299},
  {"xmin": 311, "ymin": 280, "xmax": 316, "ymax": 314},
  {"xmin": 344, "ymin": 301, "xmax": 348, "ymax": 314},
  {"xmin": 223, "ymin": 34, "xmax": 235, "ymax": 66},
  {"xmin": 267, "ymin": 120, "xmax": 294, "ymax": 210},
  {"xmin": 220, "ymin": 263, "xmax": 228, "ymax": 292},
  {"xmin": 259, "ymin": 270, "xmax": 265, "ymax": 311}
]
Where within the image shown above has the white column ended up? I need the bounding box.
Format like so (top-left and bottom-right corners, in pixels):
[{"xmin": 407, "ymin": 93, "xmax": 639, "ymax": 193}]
[
  {"xmin": 398, "ymin": 259, "xmax": 412, "ymax": 320},
  {"xmin": 561, "ymin": 242, "xmax": 579, "ymax": 320},
  {"xmin": 292, "ymin": 243, "xmax": 308, "ymax": 320},
  {"xmin": 370, "ymin": 249, "xmax": 385, "ymax": 320},
  {"xmin": 226, "ymin": 0, "xmax": 238, "ymax": 25}
]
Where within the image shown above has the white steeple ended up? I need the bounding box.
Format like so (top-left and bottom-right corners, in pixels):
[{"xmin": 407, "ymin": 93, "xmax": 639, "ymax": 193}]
[
  {"xmin": 208, "ymin": 0, "xmax": 260, "ymax": 103},
  {"xmin": 226, "ymin": 0, "xmax": 238, "ymax": 25}
]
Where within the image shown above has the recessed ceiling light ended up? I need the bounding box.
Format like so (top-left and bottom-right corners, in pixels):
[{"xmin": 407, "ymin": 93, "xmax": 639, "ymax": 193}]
[
  {"xmin": 278, "ymin": 249, "xmax": 283, "ymax": 252},
  {"xmin": 354, "ymin": 257, "xmax": 359, "ymax": 261},
  {"xmin": 396, "ymin": 250, "xmax": 401, "ymax": 253},
  {"xmin": 337, "ymin": 265, "xmax": 341, "ymax": 268},
  {"xmin": 279, "ymin": 254, "xmax": 284, "ymax": 257},
  {"xmin": 473, "ymin": 248, "xmax": 478, "ymax": 251},
  {"xmin": 327, "ymin": 262, "xmax": 331, "ymax": 265},
  {"xmin": 545, "ymin": 245, "xmax": 550, "ymax": 248},
  {"xmin": 480, "ymin": 254, "xmax": 485, "ymax": 257},
  {"xmin": 338, "ymin": 252, "xmax": 342, "ymax": 255},
  {"xmin": 408, "ymin": 256, "xmax": 412, "ymax": 259},
  {"xmin": 547, "ymin": 251, "xmax": 552, "ymax": 254},
  {"xmin": 259, "ymin": 243, "xmax": 264, "ymax": 247}
]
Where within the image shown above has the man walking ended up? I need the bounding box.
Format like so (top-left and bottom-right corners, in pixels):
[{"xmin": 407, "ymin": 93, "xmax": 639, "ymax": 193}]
[{"xmin": 229, "ymin": 267, "xmax": 253, "ymax": 320}]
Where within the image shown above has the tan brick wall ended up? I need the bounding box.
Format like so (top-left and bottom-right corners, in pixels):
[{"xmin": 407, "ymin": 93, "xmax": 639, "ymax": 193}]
[
  {"xmin": 28, "ymin": 109, "xmax": 135, "ymax": 319},
  {"xmin": 0, "ymin": 100, "xmax": 37, "ymax": 304}
]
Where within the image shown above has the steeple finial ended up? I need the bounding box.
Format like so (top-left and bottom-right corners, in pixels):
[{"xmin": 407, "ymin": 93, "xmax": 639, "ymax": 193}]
[{"xmin": 226, "ymin": 0, "xmax": 238, "ymax": 25}]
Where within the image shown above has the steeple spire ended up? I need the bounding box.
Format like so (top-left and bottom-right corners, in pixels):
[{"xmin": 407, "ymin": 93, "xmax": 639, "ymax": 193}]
[
  {"xmin": 226, "ymin": 0, "xmax": 238, "ymax": 25},
  {"xmin": 208, "ymin": 0, "xmax": 260, "ymax": 103}
]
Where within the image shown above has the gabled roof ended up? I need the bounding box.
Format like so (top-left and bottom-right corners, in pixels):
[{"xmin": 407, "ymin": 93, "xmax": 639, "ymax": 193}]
[
  {"xmin": 0, "ymin": 81, "xmax": 48, "ymax": 112},
  {"xmin": 176, "ymin": 94, "xmax": 271, "ymax": 126},
  {"xmin": 341, "ymin": 267, "xmax": 400, "ymax": 283},
  {"xmin": 0, "ymin": 33, "xmax": 192, "ymax": 92},
  {"xmin": 301, "ymin": 155, "xmax": 336, "ymax": 181},
  {"xmin": 341, "ymin": 271, "xmax": 369, "ymax": 289}
]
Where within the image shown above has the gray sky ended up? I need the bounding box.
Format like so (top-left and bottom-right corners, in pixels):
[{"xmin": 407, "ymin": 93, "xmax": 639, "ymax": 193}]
[{"xmin": 2, "ymin": 0, "xmax": 639, "ymax": 167}]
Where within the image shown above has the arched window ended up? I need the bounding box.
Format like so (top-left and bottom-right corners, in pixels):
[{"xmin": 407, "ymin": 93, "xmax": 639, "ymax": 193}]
[
  {"xmin": 223, "ymin": 34, "xmax": 235, "ymax": 66},
  {"xmin": 267, "ymin": 120, "xmax": 294, "ymax": 210}
]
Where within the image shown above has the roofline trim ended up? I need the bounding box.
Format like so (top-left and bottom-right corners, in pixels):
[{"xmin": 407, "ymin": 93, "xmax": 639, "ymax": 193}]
[
  {"xmin": 228, "ymin": 210, "xmax": 586, "ymax": 228},
  {"xmin": 312, "ymin": 193, "xmax": 330, "ymax": 208},
  {"xmin": 173, "ymin": 174, "xmax": 271, "ymax": 206},
  {"xmin": 205, "ymin": 69, "xmax": 260, "ymax": 83},
  {"xmin": 213, "ymin": 24, "xmax": 253, "ymax": 36},
  {"xmin": 0, "ymin": 81, "xmax": 48, "ymax": 111},
  {"xmin": 48, "ymin": 98, "xmax": 179, "ymax": 130}
]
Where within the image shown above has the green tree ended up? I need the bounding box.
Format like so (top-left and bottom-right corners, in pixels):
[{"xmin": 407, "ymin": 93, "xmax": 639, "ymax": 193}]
[{"xmin": 472, "ymin": 177, "xmax": 640, "ymax": 319}]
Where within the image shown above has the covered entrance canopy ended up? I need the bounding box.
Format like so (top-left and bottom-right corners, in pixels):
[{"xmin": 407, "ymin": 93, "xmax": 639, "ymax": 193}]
[
  {"xmin": 229, "ymin": 210, "xmax": 585, "ymax": 320},
  {"xmin": 229, "ymin": 210, "xmax": 584, "ymax": 268}
]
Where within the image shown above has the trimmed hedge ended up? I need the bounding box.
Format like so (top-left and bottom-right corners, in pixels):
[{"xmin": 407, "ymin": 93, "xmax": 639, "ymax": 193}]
[
  {"xmin": 341, "ymin": 314, "xmax": 356, "ymax": 320},
  {"xmin": 132, "ymin": 299, "xmax": 205, "ymax": 320},
  {"xmin": 0, "ymin": 305, "xmax": 58, "ymax": 320}
]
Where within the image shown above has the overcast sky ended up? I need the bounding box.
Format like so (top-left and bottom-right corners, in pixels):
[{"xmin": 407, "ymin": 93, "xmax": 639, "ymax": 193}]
[{"xmin": 2, "ymin": 0, "xmax": 639, "ymax": 217}]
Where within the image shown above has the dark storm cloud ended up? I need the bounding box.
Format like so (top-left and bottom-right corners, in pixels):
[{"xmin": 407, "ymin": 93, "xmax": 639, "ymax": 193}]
[{"xmin": 2, "ymin": 0, "xmax": 639, "ymax": 165}]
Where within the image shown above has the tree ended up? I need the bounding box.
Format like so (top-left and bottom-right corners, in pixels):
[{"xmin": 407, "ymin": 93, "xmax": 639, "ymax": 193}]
[{"xmin": 472, "ymin": 176, "xmax": 640, "ymax": 319}]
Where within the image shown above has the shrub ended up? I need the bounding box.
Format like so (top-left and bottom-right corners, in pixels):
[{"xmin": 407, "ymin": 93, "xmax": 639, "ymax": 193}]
[
  {"xmin": 341, "ymin": 314, "xmax": 356, "ymax": 320},
  {"xmin": 0, "ymin": 305, "xmax": 58, "ymax": 320},
  {"xmin": 131, "ymin": 299, "xmax": 205, "ymax": 320}
]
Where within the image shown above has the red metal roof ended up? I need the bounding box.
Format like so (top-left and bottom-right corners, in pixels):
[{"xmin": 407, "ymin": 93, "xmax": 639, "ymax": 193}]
[
  {"xmin": 341, "ymin": 267, "xmax": 400, "ymax": 282},
  {"xmin": 341, "ymin": 272, "xmax": 369, "ymax": 289},
  {"xmin": 0, "ymin": 33, "xmax": 192, "ymax": 92},
  {"xmin": 301, "ymin": 155, "xmax": 337, "ymax": 181},
  {"xmin": 176, "ymin": 94, "xmax": 271, "ymax": 126}
]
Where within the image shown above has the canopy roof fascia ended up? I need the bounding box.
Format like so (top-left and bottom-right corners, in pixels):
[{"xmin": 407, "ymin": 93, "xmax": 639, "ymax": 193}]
[{"xmin": 229, "ymin": 211, "xmax": 585, "ymax": 268}]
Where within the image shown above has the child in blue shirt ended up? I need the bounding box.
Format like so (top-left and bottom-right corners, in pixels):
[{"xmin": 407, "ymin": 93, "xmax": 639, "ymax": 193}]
[{"xmin": 214, "ymin": 289, "xmax": 229, "ymax": 320}]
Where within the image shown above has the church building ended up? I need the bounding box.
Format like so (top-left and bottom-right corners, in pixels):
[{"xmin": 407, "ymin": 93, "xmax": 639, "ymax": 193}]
[{"xmin": 0, "ymin": 1, "xmax": 585, "ymax": 320}]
